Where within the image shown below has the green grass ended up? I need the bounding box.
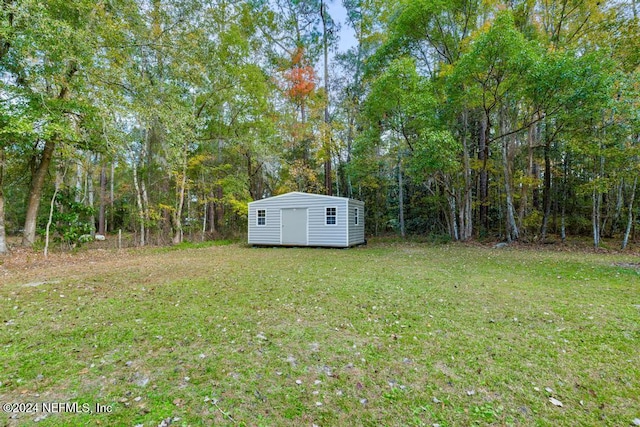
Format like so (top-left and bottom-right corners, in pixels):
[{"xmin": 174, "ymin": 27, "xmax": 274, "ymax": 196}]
[
  {"xmin": 1, "ymin": 242, "xmax": 639, "ymax": 426},
  {"xmin": 150, "ymin": 239, "xmax": 236, "ymax": 253}
]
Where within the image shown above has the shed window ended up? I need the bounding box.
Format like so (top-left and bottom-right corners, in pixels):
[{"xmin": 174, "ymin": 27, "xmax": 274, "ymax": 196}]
[
  {"xmin": 354, "ymin": 208, "xmax": 359, "ymax": 225},
  {"xmin": 257, "ymin": 209, "xmax": 266, "ymax": 226},
  {"xmin": 326, "ymin": 207, "xmax": 337, "ymax": 225}
]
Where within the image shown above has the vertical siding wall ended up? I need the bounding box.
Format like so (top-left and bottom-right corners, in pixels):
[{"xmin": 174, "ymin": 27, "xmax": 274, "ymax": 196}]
[
  {"xmin": 307, "ymin": 197, "xmax": 348, "ymax": 247},
  {"xmin": 248, "ymin": 192, "xmax": 352, "ymax": 247},
  {"xmin": 247, "ymin": 204, "xmax": 280, "ymax": 245},
  {"xmin": 348, "ymin": 199, "xmax": 365, "ymax": 246}
]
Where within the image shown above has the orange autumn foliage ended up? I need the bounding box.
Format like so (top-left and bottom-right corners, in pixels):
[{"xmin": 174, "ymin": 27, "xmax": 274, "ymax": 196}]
[{"xmin": 284, "ymin": 47, "xmax": 317, "ymax": 102}]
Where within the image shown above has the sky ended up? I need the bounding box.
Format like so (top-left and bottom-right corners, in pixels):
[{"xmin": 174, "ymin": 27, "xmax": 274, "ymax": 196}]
[{"xmin": 328, "ymin": 1, "xmax": 357, "ymax": 53}]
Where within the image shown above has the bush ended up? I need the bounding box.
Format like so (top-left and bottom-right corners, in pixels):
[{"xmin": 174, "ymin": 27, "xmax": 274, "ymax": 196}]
[{"xmin": 38, "ymin": 189, "xmax": 95, "ymax": 248}]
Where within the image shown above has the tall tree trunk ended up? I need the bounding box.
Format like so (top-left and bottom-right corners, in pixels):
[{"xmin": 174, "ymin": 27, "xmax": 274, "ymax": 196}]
[
  {"xmin": 207, "ymin": 197, "xmax": 215, "ymax": 233},
  {"xmin": 44, "ymin": 168, "xmax": 64, "ymax": 258},
  {"xmin": 398, "ymin": 158, "xmax": 405, "ymax": 238},
  {"xmin": 215, "ymin": 186, "xmax": 223, "ymax": 233},
  {"xmin": 478, "ymin": 112, "xmax": 490, "ymax": 235},
  {"xmin": 75, "ymin": 159, "xmax": 83, "ymax": 202},
  {"xmin": 22, "ymin": 61, "xmax": 76, "ymax": 247},
  {"xmin": 560, "ymin": 152, "xmax": 569, "ymax": 243},
  {"xmin": 87, "ymin": 155, "xmax": 95, "ymax": 237},
  {"xmin": 301, "ymin": 102, "xmax": 309, "ymax": 163},
  {"xmin": 132, "ymin": 160, "xmax": 145, "ymax": 247},
  {"xmin": 172, "ymin": 144, "xmax": 188, "ymax": 245},
  {"xmin": 22, "ymin": 138, "xmax": 56, "ymax": 246},
  {"xmin": 344, "ymin": 63, "xmax": 358, "ymax": 199},
  {"xmin": 519, "ymin": 121, "xmax": 536, "ymax": 229},
  {"xmin": 214, "ymin": 138, "xmax": 224, "ymax": 233},
  {"xmin": 98, "ymin": 162, "xmax": 107, "ymax": 235},
  {"xmin": 445, "ymin": 177, "xmax": 459, "ymax": 241},
  {"xmin": 246, "ymin": 153, "xmax": 264, "ymax": 200},
  {"xmin": 109, "ymin": 161, "xmax": 115, "ymax": 232},
  {"xmin": 0, "ymin": 145, "xmax": 7, "ymax": 254},
  {"xmin": 459, "ymin": 110, "xmax": 473, "ymax": 241},
  {"xmin": 320, "ymin": 0, "xmax": 332, "ymax": 195},
  {"xmin": 592, "ymin": 153, "xmax": 604, "ymax": 248},
  {"xmin": 500, "ymin": 108, "xmax": 519, "ymax": 242},
  {"xmin": 247, "ymin": 153, "xmax": 254, "ymax": 199},
  {"xmin": 622, "ymin": 176, "xmax": 637, "ymax": 250},
  {"xmin": 592, "ymin": 185, "xmax": 601, "ymax": 248},
  {"xmin": 335, "ymin": 162, "xmax": 340, "ymax": 196},
  {"xmin": 141, "ymin": 172, "xmax": 150, "ymax": 244},
  {"xmin": 202, "ymin": 202, "xmax": 207, "ymax": 241},
  {"xmin": 502, "ymin": 137, "xmax": 519, "ymax": 242},
  {"xmin": 540, "ymin": 138, "xmax": 552, "ymax": 241}
]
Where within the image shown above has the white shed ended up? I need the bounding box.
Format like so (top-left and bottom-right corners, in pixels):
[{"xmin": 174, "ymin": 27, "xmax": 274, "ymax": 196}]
[{"xmin": 248, "ymin": 192, "xmax": 365, "ymax": 247}]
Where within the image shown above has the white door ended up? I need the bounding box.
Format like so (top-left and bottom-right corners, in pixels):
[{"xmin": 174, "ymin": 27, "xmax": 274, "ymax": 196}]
[{"xmin": 281, "ymin": 208, "xmax": 307, "ymax": 245}]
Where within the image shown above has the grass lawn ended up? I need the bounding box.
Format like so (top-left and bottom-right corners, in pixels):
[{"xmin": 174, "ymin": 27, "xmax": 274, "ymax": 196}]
[{"xmin": 1, "ymin": 241, "xmax": 639, "ymax": 426}]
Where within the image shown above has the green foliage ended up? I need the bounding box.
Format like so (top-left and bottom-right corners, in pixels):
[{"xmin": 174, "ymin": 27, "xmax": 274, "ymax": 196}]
[
  {"xmin": 367, "ymin": 57, "xmax": 436, "ymax": 125},
  {"xmin": 448, "ymin": 11, "xmax": 538, "ymax": 111},
  {"xmin": 381, "ymin": 0, "xmax": 481, "ymax": 68},
  {"xmin": 409, "ymin": 130, "xmax": 461, "ymax": 176},
  {"xmin": 522, "ymin": 209, "xmax": 543, "ymax": 236},
  {"xmin": 38, "ymin": 189, "xmax": 95, "ymax": 247}
]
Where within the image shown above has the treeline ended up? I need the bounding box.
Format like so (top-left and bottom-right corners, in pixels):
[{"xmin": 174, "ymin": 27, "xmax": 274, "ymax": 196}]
[
  {"xmin": 353, "ymin": 0, "xmax": 639, "ymax": 248},
  {"xmin": 0, "ymin": 0, "xmax": 638, "ymax": 253}
]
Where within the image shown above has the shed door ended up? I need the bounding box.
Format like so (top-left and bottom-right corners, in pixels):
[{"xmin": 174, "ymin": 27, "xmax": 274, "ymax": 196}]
[{"xmin": 281, "ymin": 208, "xmax": 307, "ymax": 245}]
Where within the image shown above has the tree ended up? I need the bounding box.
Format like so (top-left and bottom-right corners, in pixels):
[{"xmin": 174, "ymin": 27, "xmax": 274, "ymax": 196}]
[
  {"xmin": 365, "ymin": 57, "xmax": 461, "ymax": 236},
  {"xmin": 319, "ymin": 0, "xmax": 339, "ymax": 195},
  {"xmin": 374, "ymin": 0, "xmax": 485, "ymax": 240},
  {"xmin": 448, "ymin": 12, "xmax": 538, "ymax": 240},
  {"xmin": 0, "ymin": 0, "xmax": 135, "ymax": 247}
]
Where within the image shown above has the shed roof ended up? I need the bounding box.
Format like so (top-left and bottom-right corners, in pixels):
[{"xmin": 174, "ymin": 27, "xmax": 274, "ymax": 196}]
[{"xmin": 249, "ymin": 191, "xmax": 361, "ymax": 204}]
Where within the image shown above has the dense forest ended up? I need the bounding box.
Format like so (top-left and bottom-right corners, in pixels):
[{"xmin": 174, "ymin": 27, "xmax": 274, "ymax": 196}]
[{"xmin": 0, "ymin": 0, "xmax": 638, "ymax": 253}]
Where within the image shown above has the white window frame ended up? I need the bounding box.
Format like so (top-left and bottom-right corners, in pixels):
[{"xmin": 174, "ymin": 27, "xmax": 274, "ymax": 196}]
[
  {"xmin": 326, "ymin": 206, "xmax": 337, "ymax": 226},
  {"xmin": 256, "ymin": 209, "xmax": 266, "ymax": 226},
  {"xmin": 354, "ymin": 207, "xmax": 359, "ymax": 225}
]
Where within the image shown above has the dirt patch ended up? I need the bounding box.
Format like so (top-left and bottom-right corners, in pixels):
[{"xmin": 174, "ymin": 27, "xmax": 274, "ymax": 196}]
[
  {"xmin": 1, "ymin": 247, "xmax": 143, "ymax": 286},
  {"xmin": 613, "ymin": 262, "xmax": 640, "ymax": 269},
  {"xmin": 21, "ymin": 280, "xmax": 61, "ymax": 287},
  {"xmin": 0, "ymin": 244, "xmax": 236, "ymax": 288}
]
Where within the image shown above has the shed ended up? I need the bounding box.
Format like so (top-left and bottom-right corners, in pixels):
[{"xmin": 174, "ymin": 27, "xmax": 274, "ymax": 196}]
[{"xmin": 248, "ymin": 192, "xmax": 365, "ymax": 247}]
